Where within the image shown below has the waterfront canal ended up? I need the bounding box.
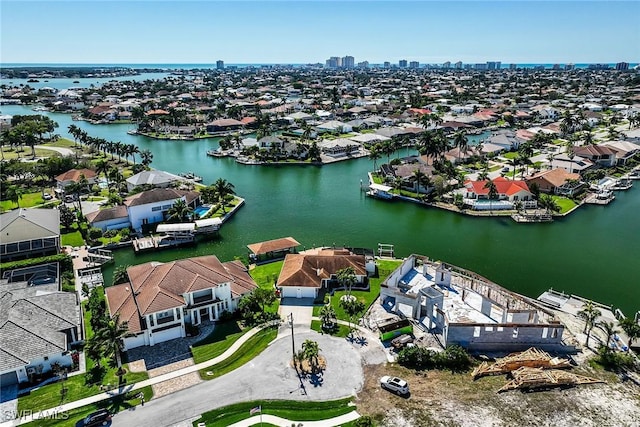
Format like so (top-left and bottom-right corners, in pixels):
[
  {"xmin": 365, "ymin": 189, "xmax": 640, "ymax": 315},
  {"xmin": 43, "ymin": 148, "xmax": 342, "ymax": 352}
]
[{"xmin": 2, "ymin": 103, "xmax": 639, "ymax": 316}]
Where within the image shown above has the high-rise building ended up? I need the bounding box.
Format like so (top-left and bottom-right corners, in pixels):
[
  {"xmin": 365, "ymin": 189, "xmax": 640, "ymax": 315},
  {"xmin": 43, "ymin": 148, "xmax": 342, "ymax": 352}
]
[
  {"xmin": 496, "ymin": 61, "xmax": 501, "ymax": 70},
  {"xmin": 342, "ymin": 56, "xmax": 355, "ymax": 69},
  {"xmin": 325, "ymin": 57, "xmax": 339, "ymax": 68},
  {"xmin": 475, "ymin": 63, "xmax": 487, "ymax": 70},
  {"xmin": 357, "ymin": 61, "xmax": 369, "ymax": 68},
  {"xmin": 486, "ymin": 61, "xmax": 501, "ymax": 70},
  {"xmin": 565, "ymin": 63, "xmax": 575, "ymax": 71},
  {"xmin": 399, "ymin": 59, "xmax": 408, "ymax": 68},
  {"xmin": 454, "ymin": 61, "xmax": 462, "ymax": 69},
  {"xmin": 509, "ymin": 63, "xmax": 517, "ymax": 70},
  {"xmin": 216, "ymin": 60, "xmax": 224, "ymax": 70},
  {"xmin": 464, "ymin": 64, "xmax": 472, "ymax": 70},
  {"xmin": 443, "ymin": 61, "xmax": 451, "ymax": 69},
  {"xmin": 616, "ymin": 62, "xmax": 629, "ymax": 71},
  {"xmin": 409, "ymin": 61, "xmax": 419, "ymax": 69},
  {"xmin": 383, "ymin": 61, "xmax": 391, "ymax": 69}
]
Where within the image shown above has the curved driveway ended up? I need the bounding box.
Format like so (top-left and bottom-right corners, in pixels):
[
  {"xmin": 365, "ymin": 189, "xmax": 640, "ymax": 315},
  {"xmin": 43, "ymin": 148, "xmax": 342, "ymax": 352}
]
[{"xmin": 113, "ymin": 330, "xmax": 375, "ymax": 427}]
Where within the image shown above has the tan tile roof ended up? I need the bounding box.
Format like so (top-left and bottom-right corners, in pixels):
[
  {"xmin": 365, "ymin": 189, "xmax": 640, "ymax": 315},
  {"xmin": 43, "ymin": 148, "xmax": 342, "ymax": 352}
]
[
  {"xmin": 247, "ymin": 237, "xmax": 300, "ymax": 255},
  {"xmin": 55, "ymin": 168, "xmax": 97, "ymax": 182},
  {"xmin": 106, "ymin": 256, "xmax": 258, "ymax": 331},
  {"xmin": 527, "ymin": 169, "xmax": 580, "ymax": 188},
  {"xmin": 277, "ymin": 252, "xmax": 366, "ymax": 289}
]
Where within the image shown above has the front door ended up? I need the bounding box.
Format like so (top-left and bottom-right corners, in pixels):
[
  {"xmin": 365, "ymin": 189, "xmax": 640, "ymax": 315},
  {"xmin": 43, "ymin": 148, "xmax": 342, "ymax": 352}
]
[
  {"xmin": 200, "ymin": 307, "xmax": 209, "ymax": 322},
  {"xmin": 296, "ymin": 288, "xmax": 302, "ymax": 299}
]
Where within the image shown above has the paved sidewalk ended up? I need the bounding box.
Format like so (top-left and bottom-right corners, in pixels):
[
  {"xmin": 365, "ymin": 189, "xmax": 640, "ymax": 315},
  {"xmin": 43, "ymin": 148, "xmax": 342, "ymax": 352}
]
[
  {"xmin": 224, "ymin": 410, "xmax": 361, "ymax": 427},
  {"xmin": 2, "ymin": 323, "xmax": 272, "ymax": 427}
]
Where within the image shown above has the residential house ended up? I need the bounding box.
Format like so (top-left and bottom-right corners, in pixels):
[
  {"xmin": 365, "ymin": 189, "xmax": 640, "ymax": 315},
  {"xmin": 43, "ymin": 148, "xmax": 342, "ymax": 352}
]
[
  {"xmin": 205, "ymin": 118, "xmax": 244, "ymax": 133},
  {"xmin": 124, "ymin": 188, "xmax": 200, "ymax": 232},
  {"xmin": 0, "ymin": 265, "xmax": 80, "ymax": 385},
  {"xmin": 55, "ymin": 168, "xmax": 97, "ymax": 192},
  {"xmin": 105, "ymin": 255, "xmax": 257, "ymax": 350},
  {"xmin": 85, "ymin": 206, "xmax": 131, "ymax": 232},
  {"xmin": 463, "ymin": 177, "xmax": 535, "ymax": 210},
  {"xmin": 0, "ymin": 209, "xmax": 60, "ymax": 261},
  {"xmin": 126, "ymin": 170, "xmax": 183, "ymax": 192},
  {"xmin": 573, "ymin": 144, "xmax": 617, "ymax": 167},
  {"xmin": 276, "ymin": 249, "xmax": 368, "ymax": 299},
  {"xmin": 526, "ymin": 169, "xmax": 583, "ymax": 196},
  {"xmin": 318, "ymin": 138, "xmax": 360, "ymax": 157},
  {"xmin": 316, "ymin": 120, "xmax": 352, "ymax": 134},
  {"xmin": 379, "ymin": 255, "xmax": 566, "ymax": 352},
  {"xmin": 600, "ymin": 140, "xmax": 640, "ymax": 165}
]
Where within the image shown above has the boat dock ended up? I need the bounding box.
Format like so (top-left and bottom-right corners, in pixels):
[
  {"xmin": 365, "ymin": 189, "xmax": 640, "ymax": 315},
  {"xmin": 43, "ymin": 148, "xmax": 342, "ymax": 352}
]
[
  {"xmin": 511, "ymin": 212, "xmax": 553, "ymax": 222},
  {"xmin": 585, "ymin": 191, "xmax": 615, "ymax": 204}
]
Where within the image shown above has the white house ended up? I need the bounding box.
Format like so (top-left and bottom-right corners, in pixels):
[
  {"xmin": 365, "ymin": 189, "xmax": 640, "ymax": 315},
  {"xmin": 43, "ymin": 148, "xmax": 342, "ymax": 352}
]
[
  {"xmin": 85, "ymin": 206, "xmax": 131, "ymax": 232},
  {"xmin": 124, "ymin": 188, "xmax": 200, "ymax": 232},
  {"xmin": 105, "ymin": 256, "xmax": 257, "ymax": 350},
  {"xmin": 276, "ymin": 249, "xmax": 368, "ymax": 299}
]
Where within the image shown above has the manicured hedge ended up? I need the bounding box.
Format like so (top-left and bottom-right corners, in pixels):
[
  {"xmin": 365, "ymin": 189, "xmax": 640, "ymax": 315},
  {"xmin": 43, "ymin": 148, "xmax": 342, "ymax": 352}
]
[{"xmin": 0, "ymin": 253, "xmax": 72, "ymax": 273}]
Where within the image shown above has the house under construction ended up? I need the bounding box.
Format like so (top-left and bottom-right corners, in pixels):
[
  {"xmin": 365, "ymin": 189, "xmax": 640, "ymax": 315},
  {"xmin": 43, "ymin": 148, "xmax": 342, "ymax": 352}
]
[
  {"xmin": 380, "ymin": 254, "xmax": 569, "ymax": 352},
  {"xmin": 471, "ymin": 347, "xmax": 572, "ymax": 379}
]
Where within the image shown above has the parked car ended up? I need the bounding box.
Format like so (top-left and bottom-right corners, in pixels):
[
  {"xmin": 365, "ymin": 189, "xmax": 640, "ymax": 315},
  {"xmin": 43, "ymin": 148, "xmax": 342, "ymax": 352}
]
[
  {"xmin": 391, "ymin": 334, "xmax": 414, "ymax": 350},
  {"xmin": 82, "ymin": 409, "xmax": 111, "ymax": 426},
  {"xmin": 42, "ymin": 192, "xmax": 52, "ymax": 200},
  {"xmin": 380, "ymin": 375, "xmax": 409, "ymax": 395}
]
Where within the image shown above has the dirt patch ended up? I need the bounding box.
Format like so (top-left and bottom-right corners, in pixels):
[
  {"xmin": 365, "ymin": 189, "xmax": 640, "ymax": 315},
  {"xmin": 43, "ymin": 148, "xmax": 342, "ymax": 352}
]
[
  {"xmin": 292, "ymin": 356, "xmax": 327, "ymax": 375},
  {"xmin": 355, "ymin": 364, "xmax": 640, "ymax": 426}
]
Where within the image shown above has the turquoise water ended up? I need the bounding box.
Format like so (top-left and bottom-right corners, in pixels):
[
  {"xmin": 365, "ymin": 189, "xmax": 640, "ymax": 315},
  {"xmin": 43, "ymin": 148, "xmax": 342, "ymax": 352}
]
[
  {"xmin": 2, "ymin": 104, "xmax": 639, "ymax": 316},
  {"xmin": 193, "ymin": 205, "xmax": 210, "ymax": 218}
]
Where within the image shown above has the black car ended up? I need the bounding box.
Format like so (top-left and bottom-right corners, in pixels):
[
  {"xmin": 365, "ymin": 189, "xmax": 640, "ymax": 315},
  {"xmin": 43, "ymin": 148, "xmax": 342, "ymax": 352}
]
[{"xmin": 82, "ymin": 409, "xmax": 111, "ymax": 426}]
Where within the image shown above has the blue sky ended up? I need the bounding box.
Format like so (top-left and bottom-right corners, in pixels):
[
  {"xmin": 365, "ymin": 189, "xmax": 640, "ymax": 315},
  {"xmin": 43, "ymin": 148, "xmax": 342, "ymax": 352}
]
[{"xmin": 1, "ymin": 1, "xmax": 638, "ymax": 64}]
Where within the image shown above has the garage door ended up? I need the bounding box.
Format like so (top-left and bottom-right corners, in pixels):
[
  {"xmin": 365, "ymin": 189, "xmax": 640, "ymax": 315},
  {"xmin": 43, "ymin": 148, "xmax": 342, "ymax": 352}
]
[
  {"xmin": 0, "ymin": 371, "xmax": 18, "ymax": 386},
  {"xmin": 151, "ymin": 325, "xmax": 182, "ymax": 345}
]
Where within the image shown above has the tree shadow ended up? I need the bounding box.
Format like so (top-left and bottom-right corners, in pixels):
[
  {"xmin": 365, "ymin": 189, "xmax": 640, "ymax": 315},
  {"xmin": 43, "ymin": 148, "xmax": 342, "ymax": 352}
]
[
  {"xmin": 85, "ymin": 365, "xmax": 106, "ymax": 386},
  {"xmin": 307, "ymin": 372, "xmax": 324, "ymax": 388}
]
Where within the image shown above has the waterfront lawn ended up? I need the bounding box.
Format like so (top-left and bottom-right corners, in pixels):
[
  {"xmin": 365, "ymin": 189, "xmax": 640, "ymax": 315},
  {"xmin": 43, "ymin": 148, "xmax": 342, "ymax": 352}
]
[
  {"xmin": 208, "ymin": 197, "xmax": 242, "ymax": 218},
  {"xmin": 249, "ymin": 261, "xmax": 283, "ymax": 313},
  {"xmin": 310, "ymin": 319, "xmax": 351, "ymax": 338},
  {"xmin": 61, "ymin": 230, "xmax": 84, "ymax": 247},
  {"xmin": 42, "ymin": 137, "xmax": 76, "ymax": 149},
  {"xmin": 551, "ymin": 195, "xmax": 578, "ymax": 214},
  {"xmin": 190, "ymin": 321, "xmax": 247, "ymax": 364},
  {"xmin": 198, "ymin": 326, "xmax": 278, "ymax": 380},
  {"xmin": 502, "ymin": 151, "xmax": 519, "ymax": 160},
  {"xmin": 371, "ymin": 173, "xmax": 383, "ymax": 184},
  {"xmin": 18, "ymin": 289, "xmax": 149, "ymax": 413},
  {"xmin": 0, "ymin": 147, "xmax": 61, "ymax": 161},
  {"xmin": 21, "ymin": 386, "xmax": 153, "ymax": 427},
  {"xmin": 0, "ymin": 192, "xmax": 45, "ymax": 211},
  {"xmin": 192, "ymin": 398, "xmax": 354, "ymax": 426},
  {"xmin": 312, "ymin": 259, "xmax": 402, "ymax": 322}
]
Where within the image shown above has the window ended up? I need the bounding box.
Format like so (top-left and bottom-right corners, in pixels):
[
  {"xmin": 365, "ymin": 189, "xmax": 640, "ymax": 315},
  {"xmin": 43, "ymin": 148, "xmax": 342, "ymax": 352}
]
[
  {"xmin": 512, "ymin": 328, "xmax": 519, "ymax": 338},
  {"xmin": 149, "ymin": 316, "xmax": 154, "ymax": 327},
  {"xmin": 157, "ymin": 310, "xmax": 173, "ymax": 319},
  {"xmin": 551, "ymin": 328, "xmax": 558, "ymax": 339},
  {"xmin": 542, "ymin": 328, "xmax": 548, "ymax": 339},
  {"xmin": 152, "ymin": 206, "xmax": 162, "ymax": 212},
  {"xmin": 473, "ymin": 326, "xmax": 481, "ymax": 337},
  {"xmin": 485, "ymin": 326, "xmax": 493, "ymax": 332},
  {"xmin": 162, "ymin": 204, "xmax": 172, "ymax": 210}
]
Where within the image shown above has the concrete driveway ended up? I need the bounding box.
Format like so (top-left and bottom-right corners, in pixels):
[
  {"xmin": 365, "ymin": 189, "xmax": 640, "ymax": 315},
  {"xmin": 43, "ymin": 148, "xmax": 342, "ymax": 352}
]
[
  {"xmin": 112, "ymin": 331, "xmax": 366, "ymax": 427},
  {"xmin": 278, "ymin": 298, "xmax": 314, "ymax": 338}
]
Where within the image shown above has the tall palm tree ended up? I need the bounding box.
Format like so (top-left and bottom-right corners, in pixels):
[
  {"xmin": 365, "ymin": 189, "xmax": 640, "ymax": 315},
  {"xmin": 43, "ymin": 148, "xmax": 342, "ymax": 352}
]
[
  {"xmin": 336, "ymin": 266, "xmax": 357, "ymax": 297},
  {"xmin": 577, "ymin": 300, "xmax": 601, "ymax": 348},
  {"xmin": 483, "ymin": 180, "xmax": 498, "ymax": 212},
  {"xmin": 381, "ymin": 140, "xmax": 394, "ymax": 165},
  {"xmin": 301, "ymin": 339, "xmax": 321, "ymax": 371},
  {"xmin": 368, "ymin": 146, "xmax": 381, "ymax": 172},
  {"xmin": 453, "ymin": 131, "xmax": 468, "ymax": 163},
  {"xmin": 583, "ymin": 131, "xmax": 594, "ymax": 146},
  {"xmin": 560, "ymin": 112, "xmax": 577, "ymax": 137},
  {"xmin": 95, "ymin": 159, "xmax": 110, "ymax": 188},
  {"xmin": 412, "ymin": 169, "xmax": 430, "ymax": 198},
  {"xmin": 140, "ymin": 149, "xmax": 153, "ymax": 168},
  {"xmin": 96, "ymin": 314, "xmax": 132, "ymax": 384},
  {"xmin": 319, "ymin": 304, "xmax": 337, "ymax": 330},
  {"xmin": 212, "ymin": 178, "xmax": 236, "ymax": 213},
  {"xmin": 539, "ymin": 194, "xmax": 560, "ymax": 215},
  {"xmin": 597, "ymin": 320, "xmax": 619, "ymax": 353},
  {"xmin": 619, "ymin": 317, "xmax": 640, "ymax": 348}
]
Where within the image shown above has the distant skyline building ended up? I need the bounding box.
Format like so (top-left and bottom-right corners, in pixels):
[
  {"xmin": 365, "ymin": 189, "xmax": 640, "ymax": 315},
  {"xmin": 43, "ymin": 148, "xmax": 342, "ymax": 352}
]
[
  {"xmin": 509, "ymin": 63, "xmax": 517, "ymax": 70},
  {"xmin": 399, "ymin": 59, "xmax": 407, "ymax": 68},
  {"xmin": 357, "ymin": 61, "xmax": 369, "ymax": 68},
  {"xmin": 486, "ymin": 61, "xmax": 501, "ymax": 70},
  {"xmin": 475, "ymin": 63, "xmax": 487, "ymax": 70},
  {"xmin": 616, "ymin": 61, "xmax": 629, "ymax": 70},
  {"xmin": 443, "ymin": 61, "xmax": 451, "ymax": 69},
  {"xmin": 216, "ymin": 60, "xmax": 224, "ymax": 70},
  {"xmin": 342, "ymin": 55, "xmax": 355, "ymax": 68},
  {"xmin": 409, "ymin": 61, "xmax": 419, "ymax": 69},
  {"xmin": 565, "ymin": 63, "xmax": 575, "ymax": 70},
  {"xmin": 454, "ymin": 61, "xmax": 462, "ymax": 69},
  {"xmin": 383, "ymin": 61, "xmax": 391, "ymax": 69}
]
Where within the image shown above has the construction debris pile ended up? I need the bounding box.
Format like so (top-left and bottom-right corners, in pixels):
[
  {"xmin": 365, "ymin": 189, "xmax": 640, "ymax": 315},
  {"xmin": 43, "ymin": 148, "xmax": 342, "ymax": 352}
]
[{"xmin": 472, "ymin": 347, "xmax": 603, "ymax": 393}]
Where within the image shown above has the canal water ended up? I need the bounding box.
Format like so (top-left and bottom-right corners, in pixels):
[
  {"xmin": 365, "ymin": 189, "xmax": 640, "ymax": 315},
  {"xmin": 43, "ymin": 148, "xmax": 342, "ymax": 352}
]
[{"xmin": 2, "ymin": 102, "xmax": 638, "ymax": 317}]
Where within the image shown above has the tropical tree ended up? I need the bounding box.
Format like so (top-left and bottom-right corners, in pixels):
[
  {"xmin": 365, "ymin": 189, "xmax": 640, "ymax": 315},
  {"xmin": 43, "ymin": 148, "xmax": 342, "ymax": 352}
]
[
  {"xmin": 301, "ymin": 339, "xmax": 321, "ymax": 371},
  {"xmin": 583, "ymin": 131, "xmax": 594, "ymax": 146},
  {"xmin": 368, "ymin": 146, "xmax": 381, "ymax": 172},
  {"xmin": 59, "ymin": 204, "xmax": 76, "ymax": 230},
  {"xmin": 619, "ymin": 317, "xmax": 640, "ymax": 348},
  {"xmin": 84, "ymin": 336, "xmax": 105, "ymax": 369},
  {"xmin": 112, "ymin": 265, "xmax": 130, "ymax": 286},
  {"xmin": 412, "ymin": 169, "xmax": 431, "ymax": 198},
  {"xmin": 336, "ymin": 266, "xmax": 357, "ymax": 297},
  {"xmin": 140, "ymin": 149, "xmax": 153, "ymax": 168},
  {"xmin": 596, "ymin": 320, "xmax": 619, "ymax": 353},
  {"xmin": 340, "ymin": 298, "xmax": 365, "ymax": 332},
  {"xmin": 319, "ymin": 303, "xmax": 337, "ymax": 331},
  {"xmin": 212, "ymin": 178, "xmax": 235, "ymax": 213},
  {"xmin": 96, "ymin": 315, "xmax": 133, "ymax": 384},
  {"xmin": 166, "ymin": 199, "xmax": 193, "ymax": 223},
  {"xmin": 483, "ymin": 180, "xmax": 498, "ymax": 211},
  {"xmin": 560, "ymin": 112, "xmax": 577, "ymax": 137},
  {"xmin": 5, "ymin": 185, "xmax": 24, "ymax": 208},
  {"xmin": 577, "ymin": 300, "xmax": 601, "ymax": 348},
  {"xmin": 453, "ymin": 131, "xmax": 468, "ymax": 162},
  {"xmin": 538, "ymin": 194, "xmax": 560, "ymax": 214}
]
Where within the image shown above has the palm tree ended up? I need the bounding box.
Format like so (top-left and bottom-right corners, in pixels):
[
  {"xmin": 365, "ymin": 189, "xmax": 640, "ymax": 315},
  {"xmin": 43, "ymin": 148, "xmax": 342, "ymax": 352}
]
[
  {"xmin": 597, "ymin": 320, "xmax": 619, "ymax": 353},
  {"xmin": 583, "ymin": 131, "xmax": 594, "ymax": 146},
  {"xmin": 368, "ymin": 146, "xmax": 381, "ymax": 172},
  {"xmin": 301, "ymin": 339, "xmax": 321, "ymax": 372},
  {"xmin": 619, "ymin": 317, "xmax": 640, "ymax": 348},
  {"xmin": 167, "ymin": 199, "xmax": 193, "ymax": 223},
  {"xmin": 453, "ymin": 131, "xmax": 468, "ymax": 163},
  {"xmin": 412, "ymin": 169, "xmax": 430, "ymax": 198},
  {"xmin": 336, "ymin": 266, "xmax": 357, "ymax": 297},
  {"xmin": 319, "ymin": 303, "xmax": 337, "ymax": 330},
  {"xmin": 483, "ymin": 180, "xmax": 498, "ymax": 212},
  {"xmin": 127, "ymin": 144, "xmax": 140, "ymax": 165},
  {"xmin": 566, "ymin": 139, "xmax": 575, "ymax": 174},
  {"xmin": 560, "ymin": 112, "xmax": 577, "ymax": 137},
  {"xmin": 212, "ymin": 178, "xmax": 236, "ymax": 213},
  {"xmin": 96, "ymin": 314, "xmax": 133, "ymax": 384},
  {"xmin": 6, "ymin": 185, "xmax": 24, "ymax": 208},
  {"xmin": 95, "ymin": 159, "xmax": 110, "ymax": 188},
  {"xmin": 577, "ymin": 300, "xmax": 601, "ymax": 348},
  {"xmin": 380, "ymin": 140, "xmax": 394, "ymax": 165},
  {"xmin": 140, "ymin": 149, "xmax": 153, "ymax": 168},
  {"xmin": 538, "ymin": 194, "xmax": 560, "ymax": 215}
]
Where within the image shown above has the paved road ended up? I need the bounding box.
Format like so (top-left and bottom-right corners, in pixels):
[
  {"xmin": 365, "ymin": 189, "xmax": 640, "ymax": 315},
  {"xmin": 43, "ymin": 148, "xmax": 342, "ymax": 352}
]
[
  {"xmin": 34, "ymin": 145, "xmax": 75, "ymax": 156},
  {"xmin": 112, "ymin": 331, "xmax": 366, "ymax": 427}
]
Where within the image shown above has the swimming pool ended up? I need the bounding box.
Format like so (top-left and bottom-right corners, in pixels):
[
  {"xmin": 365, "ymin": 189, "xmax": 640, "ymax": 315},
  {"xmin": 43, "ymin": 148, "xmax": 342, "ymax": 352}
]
[{"xmin": 194, "ymin": 205, "xmax": 211, "ymax": 218}]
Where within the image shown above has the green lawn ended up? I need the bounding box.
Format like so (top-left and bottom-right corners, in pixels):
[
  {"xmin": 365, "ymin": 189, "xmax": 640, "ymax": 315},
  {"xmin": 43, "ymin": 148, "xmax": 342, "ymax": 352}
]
[
  {"xmin": 22, "ymin": 386, "xmax": 153, "ymax": 427},
  {"xmin": 0, "ymin": 147, "xmax": 62, "ymax": 161},
  {"xmin": 249, "ymin": 261, "xmax": 282, "ymax": 313},
  {"xmin": 61, "ymin": 231, "xmax": 84, "ymax": 247},
  {"xmin": 312, "ymin": 259, "xmax": 402, "ymax": 322},
  {"xmin": 310, "ymin": 319, "xmax": 351, "ymax": 338},
  {"xmin": 42, "ymin": 137, "xmax": 76, "ymax": 149},
  {"xmin": 98, "ymin": 234, "xmax": 122, "ymax": 246},
  {"xmin": 192, "ymin": 398, "xmax": 355, "ymax": 427},
  {"xmin": 191, "ymin": 321, "xmax": 248, "ymax": 364},
  {"xmin": 198, "ymin": 326, "xmax": 278, "ymax": 380},
  {"xmin": 551, "ymin": 195, "xmax": 578, "ymax": 214},
  {"xmin": 502, "ymin": 151, "xmax": 519, "ymax": 160},
  {"xmin": 18, "ymin": 288, "xmax": 148, "ymax": 413},
  {"xmin": 0, "ymin": 192, "xmax": 45, "ymax": 211}
]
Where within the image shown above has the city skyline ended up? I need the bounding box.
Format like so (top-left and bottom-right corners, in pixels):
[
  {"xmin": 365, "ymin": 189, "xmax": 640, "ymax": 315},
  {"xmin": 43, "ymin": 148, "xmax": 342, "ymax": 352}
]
[{"xmin": 1, "ymin": 1, "xmax": 639, "ymax": 64}]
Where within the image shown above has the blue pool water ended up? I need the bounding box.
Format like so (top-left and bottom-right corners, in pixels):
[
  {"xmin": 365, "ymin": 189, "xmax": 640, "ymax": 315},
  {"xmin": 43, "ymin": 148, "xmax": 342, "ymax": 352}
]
[{"xmin": 194, "ymin": 205, "xmax": 210, "ymax": 218}]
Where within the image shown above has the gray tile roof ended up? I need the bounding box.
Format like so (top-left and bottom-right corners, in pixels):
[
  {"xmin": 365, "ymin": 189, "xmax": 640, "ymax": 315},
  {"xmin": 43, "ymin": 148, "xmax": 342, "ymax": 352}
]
[
  {"xmin": 126, "ymin": 170, "xmax": 181, "ymax": 187},
  {"xmin": 0, "ymin": 208, "xmax": 60, "ymax": 245}
]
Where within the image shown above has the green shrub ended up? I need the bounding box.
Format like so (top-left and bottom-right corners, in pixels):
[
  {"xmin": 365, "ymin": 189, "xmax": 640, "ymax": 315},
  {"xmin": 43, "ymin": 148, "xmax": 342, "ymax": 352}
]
[
  {"xmin": 0, "ymin": 253, "xmax": 72, "ymax": 273},
  {"xmin": 594, "ymin": 347, "xmax": 636, "ymax": 370},
  {"xmin": 397, "ymin": 345, "xmax": 472, "ymax": 372},
  {"xmin": 88, "ymin": 227, "xmax": 103, "ymax": 240}
]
